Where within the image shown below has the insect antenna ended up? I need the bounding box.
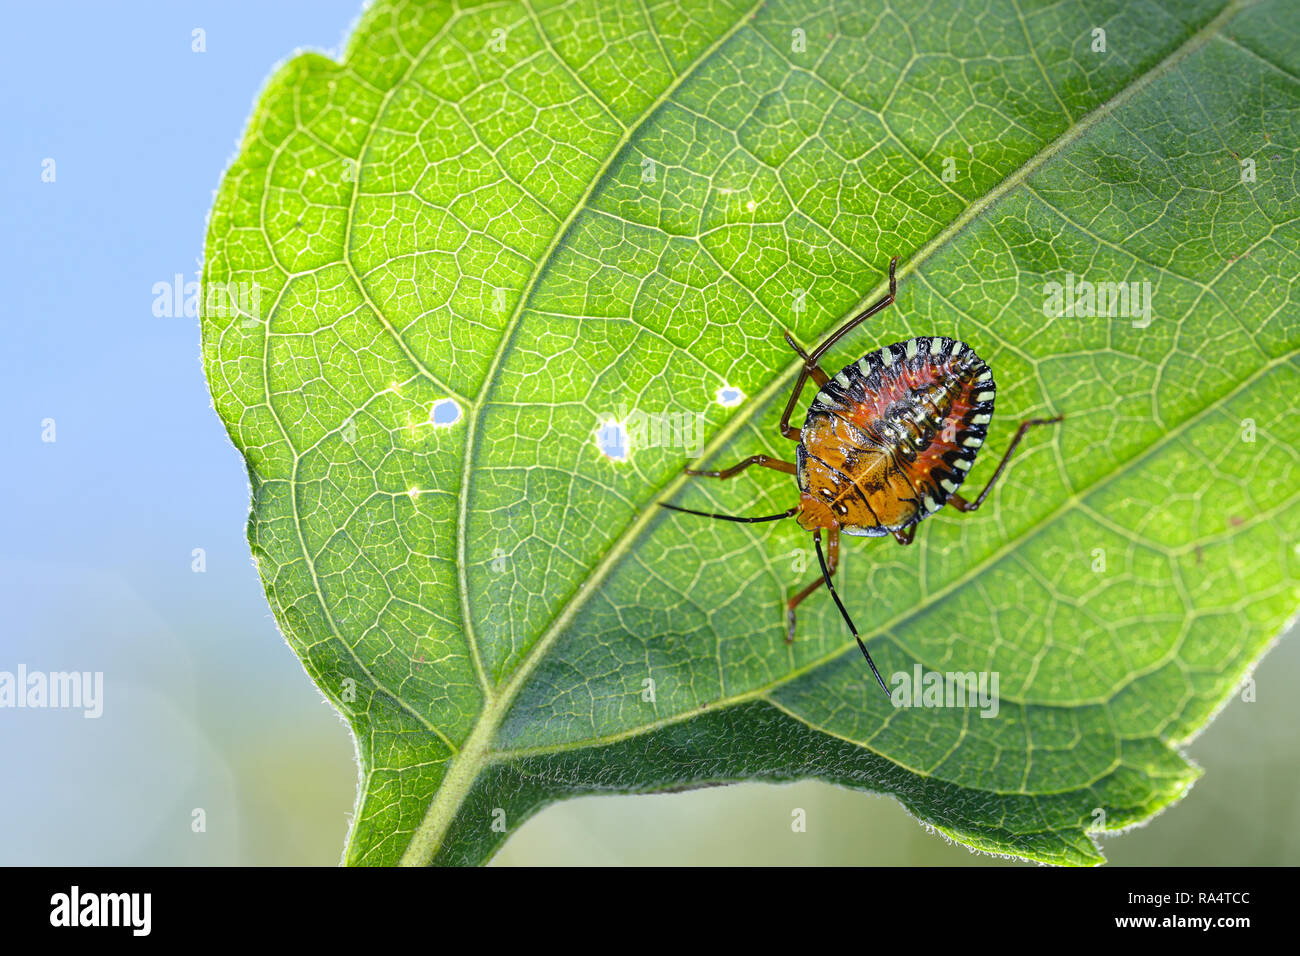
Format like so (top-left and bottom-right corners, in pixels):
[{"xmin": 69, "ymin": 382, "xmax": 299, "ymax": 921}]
[
  {"xmin": 658, "ymin": 502, "xmax": 799, "ymax": 523},
  {"xmin": 813, "ymin": 530, "xmax": 890, "ymax": 698}
]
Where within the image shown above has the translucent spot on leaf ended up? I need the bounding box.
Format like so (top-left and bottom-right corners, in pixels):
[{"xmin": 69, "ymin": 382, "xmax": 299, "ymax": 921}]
[
  {"xmin": 596, "ymin": 419, "xmax": 629, "ymax": 462},
  {"xmin": 407, "ymin": 487, "xmax": 420, "ymax": 499},
  {"xmin": 716, "ymin": 386, "xmax": 744, "ymax": 407},
  {"xmin": 745, "ymin": 200, "xmax": 756, "ymax": 212},
  {"xmin": 429, "ymin": 398, "xmax": 461, "ymax": 426}
]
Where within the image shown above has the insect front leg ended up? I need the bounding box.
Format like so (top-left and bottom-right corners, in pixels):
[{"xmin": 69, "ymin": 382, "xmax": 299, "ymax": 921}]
[
  {"xmin": 785, "ymin": 525, "xmax": 840, "ymax": 643},
  {"xmin": 685, "ymin": 455, "xmax": 796, "ymax": 479}
]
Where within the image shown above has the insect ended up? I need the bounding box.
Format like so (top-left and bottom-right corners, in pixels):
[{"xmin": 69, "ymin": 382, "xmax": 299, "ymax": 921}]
[{"xmin": 661, "ymin": 257, "xmax": 1062, "ymax": 696}]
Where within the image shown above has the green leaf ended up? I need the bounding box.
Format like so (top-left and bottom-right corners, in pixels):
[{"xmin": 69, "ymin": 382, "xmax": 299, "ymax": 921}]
[{"xmin": 200, "ymin": 0, "xmax": 1300, "ymax": 866}]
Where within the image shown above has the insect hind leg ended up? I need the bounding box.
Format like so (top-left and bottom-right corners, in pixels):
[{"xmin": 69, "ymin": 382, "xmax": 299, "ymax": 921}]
[{"xmin": 777, "ymin": 257, "xmax": 899, "ymax": 441}]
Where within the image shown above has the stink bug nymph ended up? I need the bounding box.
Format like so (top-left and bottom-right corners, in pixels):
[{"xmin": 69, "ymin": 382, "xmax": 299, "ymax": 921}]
[{"xmin": 660, "ymin": 257, "xmax": 1062, "ymax": 696}]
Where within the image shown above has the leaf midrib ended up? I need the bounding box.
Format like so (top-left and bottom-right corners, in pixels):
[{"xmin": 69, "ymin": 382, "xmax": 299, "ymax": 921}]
[
  {"xmin": 481, "ymin": 0, "xmax": 1251, "ymax": 720},
  {"xmin": 483, "ymin": 345, "xmax": 1299, "ymax": 766},
  {"xmin": 392, "ymin": 0, "xmax": 768, "ymax": 867},
  {"xmin": 455, "ymin": 0, "xmax": 768, "ymax": 700},
  {"xmin": 390, "ymin": 0, "xmax": 1249, "ymax": 864}
]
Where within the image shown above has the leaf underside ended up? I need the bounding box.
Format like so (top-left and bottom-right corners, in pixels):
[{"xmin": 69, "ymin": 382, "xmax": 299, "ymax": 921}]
[{"xmin": 201, "ymin": 0, "xmax": 1300, "ymax": 866}]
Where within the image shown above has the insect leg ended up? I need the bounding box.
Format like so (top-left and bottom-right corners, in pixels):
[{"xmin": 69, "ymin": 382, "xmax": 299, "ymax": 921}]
[
  {"xmin": 778, "ymin": 257, "xmax": 898, "ymax": 441},
  {"xmin": 947, "ymin": 416, "xmax": 1064, "ymax": 513},
  {"xmin": 685, "ymin": 454, "xmax": 796, "ymax": 479},
  {"xmin": 785, "ymin": 525, "xmax": 839, "ymax": 643},
  {"xmin": 808, "ymin": 256, "xmax": 898, "ymax": 365},
  {"xmin": 892, "ymin": 525, "xmax": 916, "ymax": 545},
  {"xmin": 778, "ymin": 354, "xmax": 827, "ymax": 440},
  {"xmin": 781, "ymin": 332, "xmax": 832, "ymax": 386}
]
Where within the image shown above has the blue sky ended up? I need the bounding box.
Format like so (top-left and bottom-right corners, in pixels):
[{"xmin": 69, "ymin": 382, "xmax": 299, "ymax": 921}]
[{"xmin": 0, "ymin": 1, "xmax": 365, "ymax": 865}]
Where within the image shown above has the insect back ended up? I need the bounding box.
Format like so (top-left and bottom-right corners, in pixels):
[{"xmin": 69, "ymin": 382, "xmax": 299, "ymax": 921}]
[{"xmin": 795, "ymin": 336, "xmax": 995, "ymax": 535}]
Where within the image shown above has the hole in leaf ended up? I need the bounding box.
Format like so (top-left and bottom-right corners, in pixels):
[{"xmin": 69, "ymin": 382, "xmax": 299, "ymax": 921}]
[
  {"xmin": 716, "ymin": 386, "xmax": 744, "ymax": 407},
  {"xmin": 596, "ymin": 419, "xmax": 629, "ymax": 462},
  {"xmin": 429, "ymin": 399, "xmax": 461, "ymax": 426}
]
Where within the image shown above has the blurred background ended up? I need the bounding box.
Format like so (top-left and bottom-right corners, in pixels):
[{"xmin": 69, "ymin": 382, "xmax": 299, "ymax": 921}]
[{"xmin": 2, "ymin": 1, "xmax": 1296, "ymax": 866}]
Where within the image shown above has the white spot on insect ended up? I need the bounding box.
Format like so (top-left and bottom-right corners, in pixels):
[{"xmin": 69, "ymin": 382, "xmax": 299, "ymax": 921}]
[
  {"xmin": 595, "ymin": 418, "xmax": 629, "ymax": 462},
  {"xmin": 923, "ymin": 494, "xmax": 938, "ymax": 512},
  {"xmin": 963, "ymin": 436, "xmax": 982, "ymax": 447},
  {"xmin": 940, "ymin": 478, "xmax": 958, "ymax": 493},
  {"xmin": 976, "ymin": 391, "xmax": 994, "ymax": 402},
  {"xmin": 857, "ymin": 358, "xmax": 871, "ymax": 374},
  {"xmin": 976, "ymin": 370, "xmax": 992, "ymax": 383},
  {"xmin": 954, "ymin": 458, "xmax": 972, "ymax": 470},
  {"xmin": 429, "ymin": 398, "xmax": 462, "ymax": 426},
  {"xmin": 930, "ymin": 337, "xmax": 943, "ymax": 353},
  {"xmin": 972, "ymin": 413, "xmax": 991, "ymax": 424},
  {"xmin": 835, "ymin": 371, "xmax": 850, "ymax": 387},
  {"xmin": 715, "ymin": 385, "xmax": 744, "ymax": 407},
  {"xmin": 905, "ymin": 339, "xmax": 919, "ymax": 359},
  {"xmin": 952, "ymin": 341, "xmax": 964, "ymax": 356},
  {"xmin": 880, "ymin": 347, "xmax": 893, "ymax": 367}
]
